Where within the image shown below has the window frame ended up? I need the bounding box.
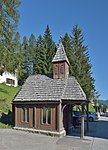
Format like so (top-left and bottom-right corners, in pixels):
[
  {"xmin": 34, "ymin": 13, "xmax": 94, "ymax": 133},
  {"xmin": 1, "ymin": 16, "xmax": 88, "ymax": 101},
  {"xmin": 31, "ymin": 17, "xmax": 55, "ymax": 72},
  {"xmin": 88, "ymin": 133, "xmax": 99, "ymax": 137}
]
[
  {"xmin": 55, "ymin": 65, "xmax": 58, "ymax": 74},
  {"xmin": 41, "ymin": 107, "xmax": 51, "ymax": 125},
  {"xmin": 6, "ymin": 78, "xmax": 15, "ymax": 85},
  {"xmin": 60, "ymin": 64, "xmax": 64, "ymax": 74},
  {"xmin": 22, "ymin": 107, "xmax": 29, "ymax": 123}
]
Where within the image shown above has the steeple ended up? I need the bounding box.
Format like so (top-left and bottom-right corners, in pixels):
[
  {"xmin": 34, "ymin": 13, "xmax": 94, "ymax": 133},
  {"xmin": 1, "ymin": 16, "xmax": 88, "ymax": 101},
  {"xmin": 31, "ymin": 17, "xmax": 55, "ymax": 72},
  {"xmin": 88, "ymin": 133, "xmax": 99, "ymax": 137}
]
[
  {"xmin": 52, "ymin": 39, "xmax": 70, "ymax": 79},
  {"xmin": 52, "ymin": 40, "xmax": 70, "ymax": 65}
]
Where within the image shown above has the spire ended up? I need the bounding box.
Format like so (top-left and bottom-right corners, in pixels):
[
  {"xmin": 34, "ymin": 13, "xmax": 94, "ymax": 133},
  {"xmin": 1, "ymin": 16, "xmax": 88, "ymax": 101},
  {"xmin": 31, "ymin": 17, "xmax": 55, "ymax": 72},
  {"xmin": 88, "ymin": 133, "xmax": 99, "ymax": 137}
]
[
  {"xmin": 52, "ymin": 40, "xmax": 70, "ymax": 65},
  {"xmin": 52, "ymin": 39, "xmax": 70, "ymax": 79}
]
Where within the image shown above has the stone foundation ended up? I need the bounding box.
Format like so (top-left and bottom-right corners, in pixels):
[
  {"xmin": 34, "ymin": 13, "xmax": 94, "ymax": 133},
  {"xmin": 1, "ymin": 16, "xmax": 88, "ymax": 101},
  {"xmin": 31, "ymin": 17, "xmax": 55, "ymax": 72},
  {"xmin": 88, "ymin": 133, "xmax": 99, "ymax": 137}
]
[{"xmin": 13, "ymin": 127, "xmax": 66, "ymax": 137}]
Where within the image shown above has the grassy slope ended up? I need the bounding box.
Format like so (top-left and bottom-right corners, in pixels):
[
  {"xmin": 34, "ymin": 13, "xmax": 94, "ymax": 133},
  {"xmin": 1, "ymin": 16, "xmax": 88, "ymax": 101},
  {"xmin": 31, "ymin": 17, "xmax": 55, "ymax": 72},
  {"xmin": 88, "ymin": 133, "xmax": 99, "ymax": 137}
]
[{"xmin": 0, "ymin": 83, "xmax": 20, "ymax": 113}]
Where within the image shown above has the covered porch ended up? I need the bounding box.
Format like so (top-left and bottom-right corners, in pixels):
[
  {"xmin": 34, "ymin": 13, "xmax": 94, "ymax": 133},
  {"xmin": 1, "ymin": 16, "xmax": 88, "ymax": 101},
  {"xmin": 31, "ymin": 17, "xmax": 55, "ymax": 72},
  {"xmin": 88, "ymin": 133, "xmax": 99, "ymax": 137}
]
[{"xmin": 62, "ymin": 99, "xmax": 90, "ymax": 139}]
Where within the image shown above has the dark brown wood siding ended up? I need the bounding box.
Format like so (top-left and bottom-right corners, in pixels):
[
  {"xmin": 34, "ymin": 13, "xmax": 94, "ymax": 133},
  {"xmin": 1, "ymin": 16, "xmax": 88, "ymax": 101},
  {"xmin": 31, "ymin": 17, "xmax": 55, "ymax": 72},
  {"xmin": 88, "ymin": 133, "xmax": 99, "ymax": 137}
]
[
  {"xmin": 53, "ymin": 61, "xmax": 69, "ymax": 79},
  {"xmin": 13, "ymin": 103, "xmax": 60, "ymax": 132}
]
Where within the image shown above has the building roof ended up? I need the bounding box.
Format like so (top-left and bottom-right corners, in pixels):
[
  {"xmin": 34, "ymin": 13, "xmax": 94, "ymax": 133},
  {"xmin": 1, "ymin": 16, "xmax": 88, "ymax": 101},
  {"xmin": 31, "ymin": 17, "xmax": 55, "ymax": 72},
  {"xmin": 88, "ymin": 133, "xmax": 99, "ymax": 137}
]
[
  {"xmin": 52, "ymin": 41, "xmax": 70, "ymax": 65},
  {"xmin": 13, "ymin": 74, "xmax": 86, "ymax": 102}
]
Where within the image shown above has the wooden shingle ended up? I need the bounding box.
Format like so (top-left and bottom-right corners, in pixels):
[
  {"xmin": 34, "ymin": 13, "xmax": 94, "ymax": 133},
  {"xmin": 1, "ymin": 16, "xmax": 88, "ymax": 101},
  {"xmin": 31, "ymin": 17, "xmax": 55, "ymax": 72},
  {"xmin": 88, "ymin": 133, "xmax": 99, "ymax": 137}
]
[
  {"xmin": 52, "ymin": 41, "xmax": 70, "ymax": 65},
  {"xmin": 13, "ymin": 74, "xmax": 86, "ymax": 102}
]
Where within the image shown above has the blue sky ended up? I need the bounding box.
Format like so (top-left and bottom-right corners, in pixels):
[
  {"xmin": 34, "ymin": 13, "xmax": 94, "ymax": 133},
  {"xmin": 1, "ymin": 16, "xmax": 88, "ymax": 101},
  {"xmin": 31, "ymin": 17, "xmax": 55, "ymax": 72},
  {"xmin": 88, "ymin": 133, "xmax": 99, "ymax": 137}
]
[{"xmin": 17, "ymin": 0, "xmax": 108, "ymax": 100}]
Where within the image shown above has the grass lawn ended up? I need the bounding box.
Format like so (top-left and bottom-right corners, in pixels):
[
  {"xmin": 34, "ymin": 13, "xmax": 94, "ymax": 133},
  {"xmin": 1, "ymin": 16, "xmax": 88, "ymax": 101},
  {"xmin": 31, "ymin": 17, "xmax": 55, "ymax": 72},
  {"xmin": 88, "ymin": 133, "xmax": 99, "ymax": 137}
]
[
  {"xmin": 0, "ymin": 83, "xmax": 20, "ymax": 113},
  {"xmin": 0, "ymin": 83, "xmax": 20, "ymax": 101}
]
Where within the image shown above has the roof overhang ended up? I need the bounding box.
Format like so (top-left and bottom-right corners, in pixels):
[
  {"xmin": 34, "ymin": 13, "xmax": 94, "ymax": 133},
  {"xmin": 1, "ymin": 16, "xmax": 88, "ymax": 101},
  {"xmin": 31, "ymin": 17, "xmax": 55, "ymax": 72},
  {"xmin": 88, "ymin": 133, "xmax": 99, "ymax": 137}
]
[
  {"xmin": 62, "ymin": 99, "xmax": 87, "ymax": 105},
  {"xmin": 12, "ymin": 100, "xmax": 60, "ymax": 105}
]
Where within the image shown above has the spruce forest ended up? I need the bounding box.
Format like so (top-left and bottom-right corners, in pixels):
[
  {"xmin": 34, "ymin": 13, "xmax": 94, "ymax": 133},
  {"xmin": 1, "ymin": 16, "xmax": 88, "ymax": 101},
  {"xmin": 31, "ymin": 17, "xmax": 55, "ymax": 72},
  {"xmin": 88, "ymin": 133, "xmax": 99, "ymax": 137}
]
[{"xmin": 0, "ymin": 0, "xmax": 96, "ymax": 100}]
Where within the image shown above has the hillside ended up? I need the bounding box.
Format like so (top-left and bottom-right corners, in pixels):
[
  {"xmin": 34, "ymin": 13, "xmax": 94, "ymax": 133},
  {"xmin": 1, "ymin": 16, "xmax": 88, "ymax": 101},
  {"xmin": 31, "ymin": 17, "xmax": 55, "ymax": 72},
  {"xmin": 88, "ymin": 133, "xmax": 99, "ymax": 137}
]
[
  {"xmin": 99, "ymin": 100, "xmax": 108, "ymax": 106},
  {"xmin": 0, "ymin": 83, "xmax": 20, "ymax": 113}
]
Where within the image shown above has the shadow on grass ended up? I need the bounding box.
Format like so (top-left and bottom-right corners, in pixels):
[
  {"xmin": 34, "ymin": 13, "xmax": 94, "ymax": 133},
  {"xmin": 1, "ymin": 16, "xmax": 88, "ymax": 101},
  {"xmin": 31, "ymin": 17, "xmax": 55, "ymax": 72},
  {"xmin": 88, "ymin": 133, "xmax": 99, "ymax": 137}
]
[{"xmin": 0, "ymin": 110, "xmax": 13, "ymax": 127}]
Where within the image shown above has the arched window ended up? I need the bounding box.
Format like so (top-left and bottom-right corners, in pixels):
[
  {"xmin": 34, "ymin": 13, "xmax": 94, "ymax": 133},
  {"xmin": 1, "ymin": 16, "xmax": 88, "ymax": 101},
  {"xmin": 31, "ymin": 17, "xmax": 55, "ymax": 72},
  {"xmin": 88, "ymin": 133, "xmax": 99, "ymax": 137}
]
[
  {"xmin": 54, "ymin": 65, "xmax": 59, "ymax": 78},
  {"xmin": 42, "ymin": 107, "xmax": 51, "ymax": 124},
  {"xmin": 60, "ymin": 65, "xmax": 64, "ymax": 74},
  {"xmin": 22, "ymin": 107, "xmax": 29, "ymax": 122},
  {"xmin": 55, "ymin": 65, "xmax": 58, "ymax": 74}
]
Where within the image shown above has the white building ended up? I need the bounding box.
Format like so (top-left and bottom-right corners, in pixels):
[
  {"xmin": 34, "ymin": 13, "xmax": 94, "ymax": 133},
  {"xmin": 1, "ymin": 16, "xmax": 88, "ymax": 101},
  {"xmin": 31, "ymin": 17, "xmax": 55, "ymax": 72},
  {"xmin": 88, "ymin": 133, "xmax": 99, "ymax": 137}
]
[{"xmin": 0, "ymin": 71, "xmax": 18, "ymax": 87}]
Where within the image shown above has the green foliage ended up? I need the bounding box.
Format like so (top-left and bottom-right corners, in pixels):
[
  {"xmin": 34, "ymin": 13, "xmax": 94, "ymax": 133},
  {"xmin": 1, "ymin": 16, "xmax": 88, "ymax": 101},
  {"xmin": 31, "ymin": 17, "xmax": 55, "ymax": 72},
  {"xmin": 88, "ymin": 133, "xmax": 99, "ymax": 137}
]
[
  {"xmin": 0, "ymin": 98, "xmax": 11, "ymax": 114},
  {"xmin": 18, "ymin": 25, "xmax": 56, "ymax": 77},
  {"xmin": 0, "ymin": 0, "xmax": 21, "ymax": 73},
  {"xmin": 62, "ymin": 33, "xmax": 75, "ymax": 75},
  {"xmin": 0, "ymin": 83, "xmax": 20, "ymax": 101},
  {"xmin": 63, "ymin": 25, "xmax": 96, "ymax": 100},
  {"xmin": 17, "ymin": 36, "xmax": 29, "ymax": 85},
  {"xmin": 43, "ymin": 25, "xmax": 56, "ymax": 73},
  {"xmin": 73, "ymin": 103, "xmax": 95, "ymax": 112},
  {"xmin": 28, "ymin": 34, "xmax": 36, "ymax": 74},
  {"xmin": 89, "ymin": 103, "xmax": 95, "ymax": 111},
  {"xmin": 35, "ymin": 35, "xmax": 47, "ymax": 74},
  {"xmin": 0, "ymin": 122, "xmax": 12, "ymax": 128}
]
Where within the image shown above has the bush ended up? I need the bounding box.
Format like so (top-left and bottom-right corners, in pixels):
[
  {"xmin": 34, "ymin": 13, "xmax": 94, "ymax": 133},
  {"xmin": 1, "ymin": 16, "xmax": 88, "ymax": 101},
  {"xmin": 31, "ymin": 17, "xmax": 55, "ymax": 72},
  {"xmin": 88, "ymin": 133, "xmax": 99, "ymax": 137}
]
[{"xmin": 0, "ymin": 122, "xmax": 12, "ymax": 128}]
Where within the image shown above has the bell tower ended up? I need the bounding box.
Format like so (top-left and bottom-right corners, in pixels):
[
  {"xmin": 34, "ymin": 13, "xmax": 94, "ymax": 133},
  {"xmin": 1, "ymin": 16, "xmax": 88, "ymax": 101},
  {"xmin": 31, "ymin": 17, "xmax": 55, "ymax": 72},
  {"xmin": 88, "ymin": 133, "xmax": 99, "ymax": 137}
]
[{"xmin": 52, "ymin": 40, "xmax": 70, "ymax": 79}]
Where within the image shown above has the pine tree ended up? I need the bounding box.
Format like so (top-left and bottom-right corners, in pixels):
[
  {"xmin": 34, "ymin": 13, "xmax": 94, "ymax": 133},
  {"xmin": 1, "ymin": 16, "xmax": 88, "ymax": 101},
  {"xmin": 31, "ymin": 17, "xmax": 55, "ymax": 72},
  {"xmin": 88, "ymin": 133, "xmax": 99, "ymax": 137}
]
[
  {"xmin": 35, "ymin": 35, "xmax": 47, "ymax": 74},
  {"xmin": 13, "ymin": 32, "xmax": 21, "ymax": 54},
  {"xmin": 12, "ymin": 32, "xmax": 21, "ymax": 70},
  {"xmin": 62, "ymin": 33, "xmax": 75, "ymax": 75},
  {"xmin": 43, "ymin": 25, "xmax": 56, "ymax": 73},
  {"xmin": 71, "ymin": 25, "xmax": 95, "ymax": 99},
  {"xmin": 28, "ymin": 34, "xmax": 36, "ymax": 74},
  {"xmin": 0, "ymin": 0, "xmax": 21, "ymax": 73},
  {"xmin": 18, "ymin": 36, "xmax": 29, "ymax": 85},
  {"xmin": 63, "ymin": 26, "xmax": 96, "ymax": 99}
]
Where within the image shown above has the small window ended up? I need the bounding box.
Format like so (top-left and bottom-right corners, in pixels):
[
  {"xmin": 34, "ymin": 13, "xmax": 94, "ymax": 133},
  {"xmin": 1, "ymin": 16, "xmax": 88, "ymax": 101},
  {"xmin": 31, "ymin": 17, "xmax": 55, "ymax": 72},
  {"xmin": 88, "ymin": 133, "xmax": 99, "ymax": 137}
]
[
  {"xmin": 6, "ymin": 78, "xmax": 15, "ymax": 85},
  {"xmin": 54, "ymin": 65, "xmax": 59, "ymax": 78},
  {"xmin": 22, "ymin": 107, "xmax": 29, "ymax": 122},
  {"xmin": 42, "ymin": 107, "xmax": 51, "ymax": 124},
  {"xmin": 55, "ymin": 65, "xmax": 58, "ymax": 74},
  {"xmin": 23, "ymin": 108, "xmax": 25, "ymax": 122},
  {"xmin": 60, "ymin": 65, "xmax": 64, "ymax": 74},
  {"xmin": 43, "ymin": 107, "xmax": 47, "ymax": 124}
]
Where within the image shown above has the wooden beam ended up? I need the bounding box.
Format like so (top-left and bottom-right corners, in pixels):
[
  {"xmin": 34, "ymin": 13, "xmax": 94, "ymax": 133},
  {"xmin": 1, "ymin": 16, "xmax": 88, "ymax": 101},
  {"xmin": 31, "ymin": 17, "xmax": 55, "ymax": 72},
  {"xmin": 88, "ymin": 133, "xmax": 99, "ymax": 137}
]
[
  {"xmin": 57, "ymin": 103, "xmax": 61, "ymax": 132},
  {"xmin": 86, "ymin": 103, "xmax": 89, "ymax": 132},
  {"xmin": 81, "ymin": 105, "xmax": 84, "ymax": 139}
]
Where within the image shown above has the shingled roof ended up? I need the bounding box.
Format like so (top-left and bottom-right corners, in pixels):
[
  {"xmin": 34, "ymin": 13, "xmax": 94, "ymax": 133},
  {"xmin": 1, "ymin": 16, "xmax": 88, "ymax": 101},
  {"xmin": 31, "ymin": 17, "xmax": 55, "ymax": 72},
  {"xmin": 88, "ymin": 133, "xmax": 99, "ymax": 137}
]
[
  {"xmin": 13, "ymin": 74, "xmax": 86, "ymax": 102},
  {"xmin": 52, "ymin": 41, "xmax": 70, "ymax": 65}
]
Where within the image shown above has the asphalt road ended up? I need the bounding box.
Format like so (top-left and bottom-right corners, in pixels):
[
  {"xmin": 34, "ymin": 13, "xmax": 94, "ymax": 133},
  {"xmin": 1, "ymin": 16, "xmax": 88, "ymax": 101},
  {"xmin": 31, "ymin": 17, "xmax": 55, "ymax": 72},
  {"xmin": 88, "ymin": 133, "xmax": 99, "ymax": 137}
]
[
  {"xmin": 90, "ymin": 116, "xmax": 108, "ymax": 150},
  {"xmin": 0, "ymin": 116, "xmax": 108, "ymax": 150}
]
